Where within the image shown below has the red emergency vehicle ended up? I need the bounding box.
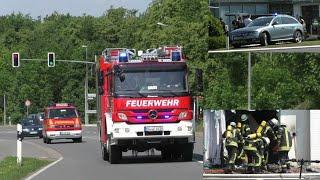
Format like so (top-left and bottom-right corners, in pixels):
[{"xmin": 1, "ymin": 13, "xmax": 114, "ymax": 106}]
[
  {"xmin": 96, "ymin": 46, "xmax": 195, "ymax": 163},
  {"xmin": 42, "ymin": 103, "xmax": 82, "ymax": 144}
]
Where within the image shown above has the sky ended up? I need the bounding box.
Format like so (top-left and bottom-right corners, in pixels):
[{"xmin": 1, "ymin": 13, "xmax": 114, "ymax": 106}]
[{"xmin": 0, "ymin": 0, "xmax": 153, "ymax": 18}]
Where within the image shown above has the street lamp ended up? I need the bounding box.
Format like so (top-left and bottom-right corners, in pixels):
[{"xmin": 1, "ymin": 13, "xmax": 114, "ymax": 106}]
[{"xmin": 82, "ymin": 45, "xmax": 89, "ymax": 125}]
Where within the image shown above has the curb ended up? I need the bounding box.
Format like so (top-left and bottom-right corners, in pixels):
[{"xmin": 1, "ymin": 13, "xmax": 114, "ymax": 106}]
[
  {"xmin": 23, "ymin": 141, "xmax": 63, "ymax": 180},
  {"xmin": 203, "ymin": 173, "xmax": 320, "ymax": 179},
  {"xmin": 24, "ymin": 157, "xmax": 63, "ymax": 180}
]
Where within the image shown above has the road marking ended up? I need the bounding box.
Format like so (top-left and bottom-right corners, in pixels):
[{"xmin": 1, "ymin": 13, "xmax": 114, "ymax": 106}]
[{"xmin": 25, "ymin": 156, "xmax": 63, "ymax": 180}]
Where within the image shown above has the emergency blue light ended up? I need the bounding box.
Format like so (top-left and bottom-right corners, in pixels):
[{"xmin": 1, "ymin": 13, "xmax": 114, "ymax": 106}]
[
  {"xmin": 171, "ymin": 51, "xmax": 181, "ymax": 61},
  {"xmin": 119, "ymin": 52, "xmax": 129, "ymax": 62},
  {"xmin": 137, "ymin": 116, "xmax": 143, "ymax": 119},
  {"xmin": 164, "ymin": 115, "xmax": 170, "ymax": 119}
]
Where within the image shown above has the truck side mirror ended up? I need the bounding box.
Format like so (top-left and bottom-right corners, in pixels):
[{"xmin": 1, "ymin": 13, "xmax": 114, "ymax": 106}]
[
  {"xmin": 98, "ymin": 71, "xmax": 104, "ymax": 86},
  {"xmin": 195, "ymin": 69, "xmax": 203, "ymax": 92}
]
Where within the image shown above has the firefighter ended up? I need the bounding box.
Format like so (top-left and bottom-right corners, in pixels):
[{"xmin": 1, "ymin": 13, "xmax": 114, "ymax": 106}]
[
  {"xmin": 243, "ymin": 133, "xmax": 264, "ymax": 173},
  {"xmin": 256, "ymin": 119, "xmax": 279, "ymax": 166},
  {"xmin": 223, "ymin": 122, "xmax": 241, "ymax": 170},
  {"xmin": 236, "ymin": 114, "xmax": 250, "ymax": 165},
  {"xmin": 277, "ymin": 124, "xmax": 292, "ymax": 173}
]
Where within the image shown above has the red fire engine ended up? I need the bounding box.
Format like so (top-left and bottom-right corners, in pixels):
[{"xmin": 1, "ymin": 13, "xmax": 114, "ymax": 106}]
[{"xmin": 96, "ymin": 46, "xmax": 195, "ymax": 163}]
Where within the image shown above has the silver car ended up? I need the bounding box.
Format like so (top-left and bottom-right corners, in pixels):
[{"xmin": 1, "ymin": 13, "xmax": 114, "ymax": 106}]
[{"xmin": 230, "ymin": 14, "xmax": 304, "ymax": 48}]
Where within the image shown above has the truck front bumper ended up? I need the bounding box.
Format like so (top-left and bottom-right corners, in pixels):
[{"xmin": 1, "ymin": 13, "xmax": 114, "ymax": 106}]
[
  {"xmin": 45, "ymin": 130, "xmax": 82, "ymax": 139},
  {"xmin": 110, "ymin": 120, "xmax": 194, "ymax": 144}
]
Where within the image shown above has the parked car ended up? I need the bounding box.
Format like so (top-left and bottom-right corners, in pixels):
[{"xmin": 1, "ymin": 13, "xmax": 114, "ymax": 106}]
[
  {"xmin": 230, "ymin": 14, "xmax": 304, "ymax": 48},
  {"xmin": 21, "ymin": 117, "xmax": 43, "ymax": 138},
  {"xmin": 37, "ymin": 112, "xmax": 45, "ymax": 122}
]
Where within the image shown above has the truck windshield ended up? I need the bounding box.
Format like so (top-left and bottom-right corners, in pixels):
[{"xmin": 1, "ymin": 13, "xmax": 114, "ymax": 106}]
[
  {"xmin": 49, "ymin": 108, "xmax": 78, "ymax": 119},
  {"xmin": 114, "ymin": 69, "xmax": 188, "ymax": 97}
]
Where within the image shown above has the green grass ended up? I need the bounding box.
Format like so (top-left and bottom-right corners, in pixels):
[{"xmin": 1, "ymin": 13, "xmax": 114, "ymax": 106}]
[{"xmin": 0, "ymin": 156, "xmax": 51, "ymax": 180}]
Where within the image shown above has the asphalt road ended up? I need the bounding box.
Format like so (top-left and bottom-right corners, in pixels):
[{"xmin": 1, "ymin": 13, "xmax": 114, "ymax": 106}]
[{"xmin": 0, "ymin": 126, "xmax": 203, "ymax": 180}]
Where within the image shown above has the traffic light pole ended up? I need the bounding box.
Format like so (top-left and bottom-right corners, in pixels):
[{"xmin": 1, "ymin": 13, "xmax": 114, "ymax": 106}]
[
  {"xmin": 3, "ymin": 94, "xmax": 6, "ymax": 126},
  {"xmin": 84, "ymin": 48, "xmax": 89, "ymax": 125}
]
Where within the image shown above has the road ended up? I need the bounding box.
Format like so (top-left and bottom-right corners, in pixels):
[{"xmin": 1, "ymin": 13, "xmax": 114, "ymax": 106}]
[{"xmin": 0, "ymin": 126, "xmax": 203, "ymax": 180}]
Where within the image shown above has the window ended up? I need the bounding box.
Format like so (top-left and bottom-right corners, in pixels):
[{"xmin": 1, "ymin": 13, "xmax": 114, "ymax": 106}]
[{"xmin": 282, "ymin": 17, "xmax": 298, "ymax": 24}]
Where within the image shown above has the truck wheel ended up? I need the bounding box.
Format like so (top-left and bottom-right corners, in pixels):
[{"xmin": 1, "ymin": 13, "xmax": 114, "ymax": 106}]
[
  {"xmin": 43, "ymin": 137, "xmax": 47, "ymax": 143},
  {"xmin": 109, "ymin": 145, "xmax": 121, "ymax": 164},
  {"xmin": 101, "ymin": 144, "xmax": 109, "ymax": 161},
  {"xmin": 182, "ymin": 143, "xmax": 194, "ymax": 161}
]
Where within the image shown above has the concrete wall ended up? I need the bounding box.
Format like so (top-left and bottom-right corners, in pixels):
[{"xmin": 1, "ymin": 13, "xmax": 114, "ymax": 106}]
[
  {"xmin": 310, "ymin": 110, "xmax": 320, "ymax": 160},
  {"xmin": 280, "ymin": 110, "xmax": 310, "ymax": 160}
]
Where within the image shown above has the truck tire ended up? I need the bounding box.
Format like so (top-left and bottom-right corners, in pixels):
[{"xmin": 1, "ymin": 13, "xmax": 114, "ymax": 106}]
[
  {"xmin": 182, "ymin": 143, "xmax": 194, "ymax": 161},
  {"xmin": 43, "ymin": 137, "xmax": 47, "ymax": 143},
  {"xmin": 101, "ymin": 144, "xmax": 109, "ymax": 161},
  {"xmin": 109, "ymin": 145, "xmax": 121, "ymax": 164}
]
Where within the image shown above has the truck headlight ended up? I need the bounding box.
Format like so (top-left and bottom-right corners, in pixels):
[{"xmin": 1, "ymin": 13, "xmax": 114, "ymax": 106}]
[
  {"xmin": 178, "ymin": 111, "xmax": 188, "ymax": 119},
  {"xmin": 118, "ymin": 113, "xmax": 128, "ymax": 121}
]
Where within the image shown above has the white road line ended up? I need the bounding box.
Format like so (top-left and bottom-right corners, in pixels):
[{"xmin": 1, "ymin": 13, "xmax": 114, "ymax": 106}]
[{"xmin": 25, "ymin": 156, "xmax": 63, "ymax": 180}]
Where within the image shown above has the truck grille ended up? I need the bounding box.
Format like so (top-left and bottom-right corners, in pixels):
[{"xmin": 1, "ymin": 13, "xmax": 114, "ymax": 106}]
[{"xmin": 136, "ymin": 131, "xmax": 171, "ymax": 136}]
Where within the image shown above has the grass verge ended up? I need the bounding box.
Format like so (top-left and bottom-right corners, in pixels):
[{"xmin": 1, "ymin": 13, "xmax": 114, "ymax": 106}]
[{"xmin": 0, "ymin": 156, "xmax": 51, "ymax": 180}]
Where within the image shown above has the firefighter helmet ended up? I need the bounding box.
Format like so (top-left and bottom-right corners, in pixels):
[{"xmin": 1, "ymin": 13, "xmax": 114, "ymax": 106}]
[
  {"xmin": 240, "ymin": 114, "xmax": 248, "ymax": 122},
  {"xmin": 268, "ymin": 118, "xmax": 279, "ymax": 128},
  {"xmin": 230, "ymin": 122, "xmax": 236, "ymax": 127},
  {"xmin": 262, "ymin": 137, "xmax": 270, "ymax": 146}
]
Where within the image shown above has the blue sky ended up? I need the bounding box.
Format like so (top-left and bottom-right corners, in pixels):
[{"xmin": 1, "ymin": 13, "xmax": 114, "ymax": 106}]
[{"xmin": 0, "ymin": 0, "xmax": 153, "ymax": 18}]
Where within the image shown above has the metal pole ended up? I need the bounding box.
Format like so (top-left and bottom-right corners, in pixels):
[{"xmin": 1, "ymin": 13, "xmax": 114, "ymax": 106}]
[
  {"xmin": 248, "ymin": 52, "xmax": 251, "ymax": 110},
  {"xmin": 17, "ymin": 123, "xmax": 22, "ymax": 166},
  {"xmin": 84, "ymin": 46, "xmax": 89, "ymax": 125},
  {"xmin": 3, "ymin": 94, "xmax": 6, "ymax": 126}
]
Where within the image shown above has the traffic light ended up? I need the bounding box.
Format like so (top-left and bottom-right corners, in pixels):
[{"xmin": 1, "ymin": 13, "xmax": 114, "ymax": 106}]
[
  {"xmin": 12, "ymin": 52, "xmax": 20, "ymax": 67},
  {"xmin": 48, "ymin": 52, "xmax": 55, "ymax": 67}
]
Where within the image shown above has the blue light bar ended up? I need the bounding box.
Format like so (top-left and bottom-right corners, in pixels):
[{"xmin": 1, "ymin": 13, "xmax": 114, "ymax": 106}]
[
  {"xmin": 171, "ymin": 51, "xmax": 181, "ymax": 61},
  {"xmin": 164, "ymin": 115, "xmax": 170, "ymax": 119},
  {"xmin": 137, "ymin": 116, "xmax": 143, "ymax": 119},
  {"xmin": 119, "ymin": 52, "xmax": 129, "ymax": 62}
]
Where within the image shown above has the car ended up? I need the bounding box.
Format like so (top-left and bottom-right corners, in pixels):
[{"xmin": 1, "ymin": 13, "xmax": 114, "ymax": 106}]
[
  {"xmin": 21, "ymin": 117, "xmax": 43, "ymax": 138},
  {"xmin": 37, "ymin": 112, "xmax": 45, "ymax": 122},
  {"xmin": 230, "ymin": 14, "xmax": 304, "ymax": 48},
  {"xmin": 42, "ymin": 103, "xmax": 82, "ymax": 144}
]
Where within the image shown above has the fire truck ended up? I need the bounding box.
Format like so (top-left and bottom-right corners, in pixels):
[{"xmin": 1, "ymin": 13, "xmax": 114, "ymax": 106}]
[
  {"xmin": 42, "ymin": 103, "xmax": 82, "ymax": 144},
  {"xmin": 96, "ymin": 46, "xmax": 196, "ymax": 164}
]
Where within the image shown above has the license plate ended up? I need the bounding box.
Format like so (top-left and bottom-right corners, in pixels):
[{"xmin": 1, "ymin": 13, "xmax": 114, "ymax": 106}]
[
  {"xmin": 144, "ymin": 126, "xmax": 163, "ymax": 132},
  {"xmin": 60, "ymin": 131, "xmax": 70, "ymax": 135},
  {"xmin": 30, "ymin": 131, "xmax": 37, "ymax": 134},
  {"xmin": 233, "ymin": 36, "xmax": 243, "ymax": 40}
]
